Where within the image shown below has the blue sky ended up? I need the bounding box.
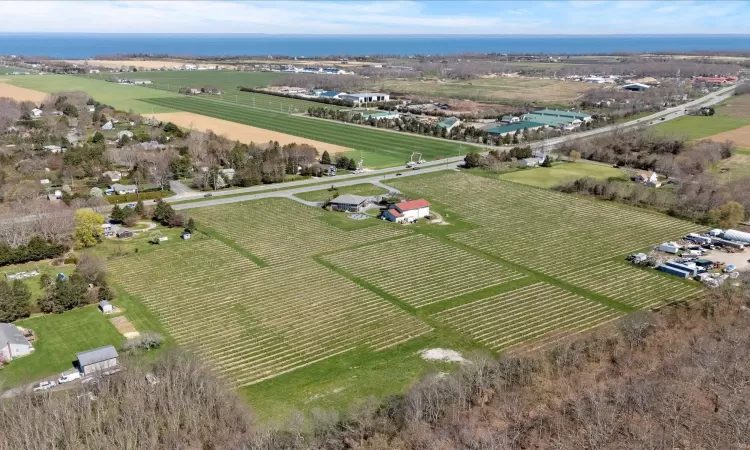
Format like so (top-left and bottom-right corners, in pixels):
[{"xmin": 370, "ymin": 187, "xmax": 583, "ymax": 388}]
[{"xmin": 3, "ymin": 1, "xmax": 749, "ymax": 34}]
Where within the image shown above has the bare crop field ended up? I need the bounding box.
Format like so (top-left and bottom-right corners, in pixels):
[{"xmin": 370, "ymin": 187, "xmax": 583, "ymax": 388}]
[
  {"xmin": 151, "ymin": 112, "xmax": 353, "ymax": 153},
  {"xmin": 706, "ymin": 125, "xmax": 750, "ymax": 148},
  {"xmin": 0, "ymin": 82, "xmax": 47, "ymax": 103},
  {"xmin": 371, "ymin": 77, "xmax": 596, "ymax": 105}
]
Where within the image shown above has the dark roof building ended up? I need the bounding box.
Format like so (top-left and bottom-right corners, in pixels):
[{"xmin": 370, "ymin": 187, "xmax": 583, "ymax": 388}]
[
  {"xmin": 76, "ymin": 345, "xmax": 119, "ymax": 376},
  {"xmin": 329, "ymin": 194, "xmax": 370, "ymax": 213}
]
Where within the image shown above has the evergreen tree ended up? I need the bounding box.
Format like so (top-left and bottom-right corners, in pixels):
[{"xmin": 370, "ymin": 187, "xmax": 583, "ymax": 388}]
[
  {"xmin": 347, "ymin": 157, "xmax": 358, "ymax": 171},
  {"xmin": 134, "ymin": 200, "xmax": 145, "ymax": 216},
  {"xmin": 186, "ymin": 218, "xmax": 196, "ymax": 232},
  {"xmin": 321, "ymin": 150, "xmax": 331, "ymax": 165},
  {"xmin": 110, "ymin": 204, "xmax": 125, "ymax": 223},
  {"xmin": 0, "ymin": 279, "xmax": 31, "ymax": 322}
]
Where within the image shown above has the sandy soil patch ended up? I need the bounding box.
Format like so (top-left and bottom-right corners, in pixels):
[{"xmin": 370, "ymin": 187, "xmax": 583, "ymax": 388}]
[
  {"xmin": 706, "ymin": 125, "xmax": 750, "ymax": 148},
  {"xmin": 419, "ymin": 348, "xmax": 466, "ymax": 363},
  {"xmin": 110, "ymin": 316, "xmax": 140, "ymax": 338},
  {"xmin": 0, "ymin": 83, "xmax": 47, "ymax": 103},
  {"xmin": 151, "ymin": 112, "xmax": 353, "ymax": 153},
  {"xmin": 704, "ymin": 249, "xmax": 750, "ymax": 272}
]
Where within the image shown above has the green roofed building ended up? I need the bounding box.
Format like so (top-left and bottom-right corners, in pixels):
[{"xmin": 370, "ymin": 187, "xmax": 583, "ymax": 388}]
[
  {"xmin": 501, "ymin": 115, "xmax": 520, "ymax": 123},
  {"xmin": 359, "ymin": 111, "xmax": 400, "ymax": 121},
  {"xmin": 534, "ymin": 109, "xmax": 592, "ymax": 121},
  {"xmin": 522, "ymin": 113, "xmax": 580, "ymax": 128},
  {"xmin": 436, "ymin": 117, "xmax": 461, "ymax": 131},
  {"xmin": 486, "ymin": 122, "xmax": 545, "ymax": 136}
]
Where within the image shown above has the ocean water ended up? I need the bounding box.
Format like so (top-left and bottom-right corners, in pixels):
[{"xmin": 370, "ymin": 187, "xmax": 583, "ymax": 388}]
[{"xmin": 1, "ymin": 34, "xmax": 749, "ymax": 59}]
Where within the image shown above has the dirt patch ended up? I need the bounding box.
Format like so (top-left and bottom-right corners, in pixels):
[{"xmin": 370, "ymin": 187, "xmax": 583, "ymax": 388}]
[
  {"xmin": 151, "ymin": 112, "xmax": 353, "ymax": 154},
  {"xmin": 0, "ymin": 83, "xmax": 47, "ymax": 103},
  {"xmin": 718, "ymin": 95, "xmax": 750, "ymax": 119},
  {"xmin": 706, "ymin": 125, "xmax": 750, "ymax": 148},
  {"xmin": 419, "ymin": 348, "xmax": 466, "ymax": 363},
  {"xmin": 110, "ymin": 315, "xmax": 140, "ymax": 338},
  {"xmin": 703, "ymin": 249, "xmax": 750, "ymax": 272}
]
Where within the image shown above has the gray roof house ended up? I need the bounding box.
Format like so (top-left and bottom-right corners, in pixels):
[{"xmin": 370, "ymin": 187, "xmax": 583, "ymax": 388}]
[
  {"xmin": 0, "ymin": 323, "xmax": 34, "ymax": 361},
  {"xmin": 111, "ymin": 183, "xmax": 138, "ymax": 195},
  {"xmin": 329, "ymin": 194, "xmax": 370, "ymax": 213},
  {"xmin": 518, "ymin": 157, "xmax": 544, "ymax": 167},
  {"xmin": 76, "ymin": 345, "xmax": 119, "ymax": 376}
]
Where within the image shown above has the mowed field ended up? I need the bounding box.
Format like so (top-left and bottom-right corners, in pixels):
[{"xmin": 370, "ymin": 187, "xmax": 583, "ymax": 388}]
[
  {"xmin": 140, "ymin": 96, "xmax": 472, "ymax": 168},
  {"xmin": 370, "ymin": 76, "xmax": 595, "ymax": 105},
  {"xmin": 7, "ymin": 74, "xmax": 179, "ymax": 113},
  {"xmin": 108, "ymin": 170, "xmax": 701, "ymax": 418},
  {"xmin": 497, "ymin": 162, "xmax": 625, "ymax": 188},
  {"xmin": 151, "ymin": 112, "xmax": 353, "ymax": 153},
  {"xmin": 655, "ymin": 93, "xmax": 750, "ymax": 139}
]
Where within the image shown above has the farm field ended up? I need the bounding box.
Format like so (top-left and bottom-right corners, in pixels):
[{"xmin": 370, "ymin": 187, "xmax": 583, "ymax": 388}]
[
  {"xmin": 654, "ymin": 93, "xmax": 750, "ymax": 139},
  {"xmin": 0, "ymin": 82, "xmax": 48, "ymax": 103},
  {"xmin": 435, "ymin": 283, "xmax": 622, "ymax": 352},
  {"xmin": 151, "ymin": 112, "xmax": 353, "ymax": 153},
  {"xmin": 140, "ymin": 96, "xmax": 472, "ymax": 168},
  {"xmin": 6, "ymin": 74, "xmax": 179, "ymax": 113},
  {"xmin": 0, "ymin": 306, "xmax": 125, "ymax": 387},
  {"xmin": 705, "ymin": 125, "xmax": 750, "ymax": 149},
  {"xmin": 323, "ymin": 234, "xmax": 526, "ymax": 308},
  {"xmin": 294, "ymin": 183, "xmax": 388, "ymax": 202},
  {"xmin": 497, "ymin": 161, "xmax": 625, "ymax": 188},
  {"xmin": 717, "ymin": 150, "xmax": 750, "ymax": 183},
  {"xmin": 104, "ymin": 171, "xmax": 702, "ymax": 418},
  {"xmin": 369, "ymin": 76, "xmax": 596, "ymax": 105}
]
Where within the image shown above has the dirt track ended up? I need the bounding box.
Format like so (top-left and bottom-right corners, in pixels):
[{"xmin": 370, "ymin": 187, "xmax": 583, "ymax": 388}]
[
  {"xmin": 706, "ymin": 125, "xmax": 750, "ymax": 148},
  {"xmin": 151, "ymin": 112, "xmax": 353, "ymax": 153},
  {"xmin": 0, "ymin": 83, "xmax": 47, "ymax": 103}
]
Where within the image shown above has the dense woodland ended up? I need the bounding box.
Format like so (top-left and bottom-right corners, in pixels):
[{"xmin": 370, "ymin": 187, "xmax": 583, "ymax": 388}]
[{"xmin": 2, "ymin": 277, "xmax": 749, "ymax": 449}]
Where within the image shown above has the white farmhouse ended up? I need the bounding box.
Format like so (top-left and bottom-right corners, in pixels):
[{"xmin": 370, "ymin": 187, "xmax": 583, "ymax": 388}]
[{"xmin": 0, "ymin": 323, "xmax": 34, "ymax": 361}]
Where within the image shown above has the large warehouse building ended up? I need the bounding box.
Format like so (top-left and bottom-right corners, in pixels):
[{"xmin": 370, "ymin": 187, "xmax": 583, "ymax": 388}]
[{"xmin": 340, "ymin": 92, "xmax": 390, "ymax": 103}]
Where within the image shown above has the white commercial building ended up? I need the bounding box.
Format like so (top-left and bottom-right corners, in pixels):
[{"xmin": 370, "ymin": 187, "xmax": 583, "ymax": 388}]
[{"xmin": 339, "ymin": 92, "xmax": 390, "ymax": 103}]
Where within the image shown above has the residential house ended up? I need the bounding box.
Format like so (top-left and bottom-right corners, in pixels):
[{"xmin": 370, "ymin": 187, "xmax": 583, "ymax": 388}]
[
  {"xmin": 30, "ymin": 108, "xmax": 43, "ymax": 118},
  {"xmin": 519, "ymin": 157, "xmax": 544, "ymax": 167},
  {"xmin": 329, "ymin": 194, "xmax": 370, "ymax": 213},
  {"xmin": 635, "ymin": 171, "xmax": 659, "ymax": 184},
  {"xmin": 111, "ymin": 183, "xmax": 137, "ymax": 195},
  {"xmin": 102, "ymin": 170, "xmax": 122, "ymax": 182},
  {"xmin": 383, "ymin": 199, "xmax": 430, "ymax": 223},
  {"xmin": 43, "ymin": 145, "xmax": 64, "ymax": 153},
  {"xmin": 76, "ymin": 345, "xmax": 119, "ymax": 376},
  {"xmin": 101, "ymin": 121, "xmax": 114, "ymax": 131},
  {"xmin": 0, "ymin": 323, "xmax": 34, "ymax": 361},
  {"xmin": 117, "ymin": 130, "xmax": 134, "ymax": 140},
  {"xmin": 219, "ymin": 168, "xmax": 235, "ymax": 181},
  {"xmin": 189, "ymin": 88, "xmax": 202, "ymax": 95}
]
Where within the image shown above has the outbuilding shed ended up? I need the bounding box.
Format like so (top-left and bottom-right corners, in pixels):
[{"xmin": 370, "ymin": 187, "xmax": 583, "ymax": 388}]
[{"xmin": 76, "ymin": 345, "xmax": 119, "ymax": 376}]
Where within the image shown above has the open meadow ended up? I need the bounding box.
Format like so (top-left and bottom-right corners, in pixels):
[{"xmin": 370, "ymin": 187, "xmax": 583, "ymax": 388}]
[
  {"xmin": 140, "ymin": 96, "xmax": 473, "ymax": 167},
  {"xmin": 654, "ymin": 92, "xmax": 750, "ymax": 139},
  {"xmin": 98, "ymin": 169, "xmax": 702, "ymax": 419},
  {"xmin": 370, "ymin": 76, "xmax": 595, "ymax": 105},
  {"xmin": 496, "ymin": 161, "xmax": 625, "ymax": 188}
]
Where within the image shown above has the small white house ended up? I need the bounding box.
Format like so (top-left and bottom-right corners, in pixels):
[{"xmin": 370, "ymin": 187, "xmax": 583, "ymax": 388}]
[
  {"xmin": 99, "ymin": 300, "xmax": 114, "ymax": 314},
  {"xmin": 635, "ymin": 171, "xmax": 659, "ymax": 184},
  {"xmin": 30, "ymin": 108, "xmax": 43, "ymax": 118},
  {"xmin": 101, "ymin": 121, "xmax": 114, "ymax": 131},
  {"xmin": 117, "ymin": 130, "xmax": 134, "ymax": 140},
  {"xmin": 111, "ymin": 183, "xmax": 137, "ymax": 195},
  {"xmin": 0, "ymin": 323, "xmax": 34, "ymax": 361},
  {"xmin": 518, "ymin": 157, "xmax": 544, "ymax": 167},
  {"xmin": 102, "ymin": 170, "xmax": 122, "ymax": 182}
]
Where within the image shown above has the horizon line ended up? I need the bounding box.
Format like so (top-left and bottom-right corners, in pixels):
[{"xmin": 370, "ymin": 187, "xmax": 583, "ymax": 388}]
[{"xmin": 2, "ymin": 32, "xmax": 750, "ymax": 37}]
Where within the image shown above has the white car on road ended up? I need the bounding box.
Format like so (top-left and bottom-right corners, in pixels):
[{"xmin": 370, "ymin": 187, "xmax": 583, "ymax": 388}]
[{"xmin": 33, "ymin": 381, "xmax": 57, "ymax": 392}]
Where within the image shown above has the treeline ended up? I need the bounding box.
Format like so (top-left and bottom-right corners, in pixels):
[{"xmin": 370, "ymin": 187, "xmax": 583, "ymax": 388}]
[
  {"xmin": 5, "ymin": 279, "xmax": 750, "ymax": 448},
  {"xmin": 0, "ymin": 236, "xmax": 67, "ymax": 266},
  {"xmin": 556, "ymin": 128, "xmax": 734, "ymax": 175},
  {"xmin": 269, "ymin": 73, "xmax": 367, "ymax": 92},
  {"xmin": 238, "ymin": 86, "xmax": 355, "ymax": 107}
]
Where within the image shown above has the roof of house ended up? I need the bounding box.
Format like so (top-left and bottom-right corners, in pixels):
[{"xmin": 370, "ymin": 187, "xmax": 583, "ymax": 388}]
[
  {"xmin": 99, "ymin": 300, "xmax": 112, "ymax": 308},
  {"xmin": 487, "ymin": 122, "xmax": 546, "ymax": 135},
  {"xmin": 111, "ymin": 183, "xmax": 137, "ymax": 191},
  {"xmin": 330, "ymin": 194, "xmax": 369, "ymax": 205},
  {"xmin": 520, "ymin": 157, "xmax": 543, "ymax": 164},
  {"xmin": 320, "ymin": 91, "xmax": 341, "ymax": 97},
  {"xmin": 395, "ymin": 199, "xmax": 430, "ymax": 211},
  {"xmin": 76, "ymin": 345, "xmax": 119, "ymax": 366},
  {"xmin": 386, "ymin": 208, "xmax": 402, "ymax": 218},
  {"xmin": 0, "ymin": 323, "xmax": 30, "ymax": 347}
]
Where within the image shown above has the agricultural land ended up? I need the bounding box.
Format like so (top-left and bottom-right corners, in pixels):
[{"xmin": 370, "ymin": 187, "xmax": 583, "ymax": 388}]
[
  {"xmin": 98, "ymin": 169, "xmax": 701, "ymax": 420},
  {"xmin": 654, "ymin": 92, "xmax": 750, "ymax": 140},
  {"xmin": 495, "ymin": 161, "xmax": 625, "ymax": 188},
  {"xmin": 0, "ymin": 82, "xmax": 48, "ymax": 103}
]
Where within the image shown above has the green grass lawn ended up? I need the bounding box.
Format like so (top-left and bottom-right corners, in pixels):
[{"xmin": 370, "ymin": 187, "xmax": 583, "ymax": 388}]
[
  {"xmin": 653, "ymin": 115, "xmax": 750, "ymax": 139},
  {"xmin": 0, "ymin": 306, "xmax": 124, "ymax": 387},
  {"xmin": 496, "ymin": 162, "xmax": 625, "ymax": 188},
  {"xmin": 7, "ymin": 74, "xmax": 179, "ymax": 113},
  {"xmin": 139, "ymin": 96, "xmax": 474, "ymax": 168},
  {"xmin": 294, "ymin": 183, "xmax": 389, "ymax": 202}
]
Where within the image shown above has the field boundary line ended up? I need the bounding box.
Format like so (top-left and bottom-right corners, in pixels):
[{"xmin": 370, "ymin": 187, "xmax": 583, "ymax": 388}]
[{"xmin": 195, "ymin": 222, "xmax": 269, "ymax": 267}]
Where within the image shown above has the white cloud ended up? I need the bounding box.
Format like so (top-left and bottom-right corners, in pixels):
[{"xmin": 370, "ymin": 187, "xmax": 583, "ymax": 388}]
[{"xmin": 0, "ymin": 0, "xmax": 747, "ymax": 34}]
